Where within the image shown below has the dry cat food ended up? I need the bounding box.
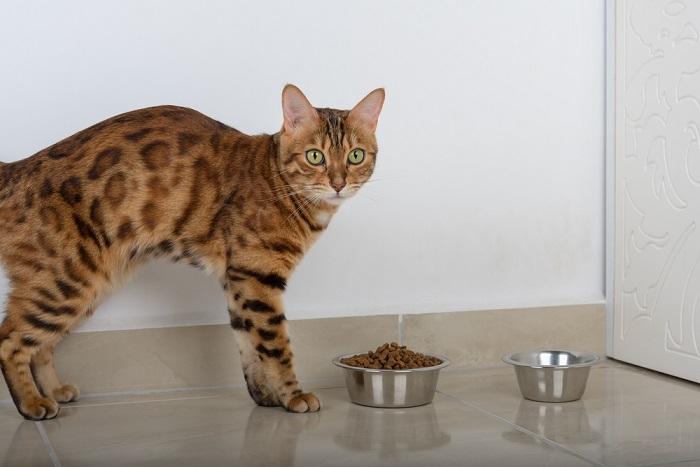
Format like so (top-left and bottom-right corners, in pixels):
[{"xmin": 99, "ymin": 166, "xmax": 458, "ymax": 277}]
[{"xmin": 340, "ymin": 343, "xmax": 442, "ymax": 369}]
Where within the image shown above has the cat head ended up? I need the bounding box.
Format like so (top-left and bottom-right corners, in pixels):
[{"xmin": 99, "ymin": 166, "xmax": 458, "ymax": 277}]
[{"xmin": 277, "ymin": 85, "xmax": 384, "ymax": 206}]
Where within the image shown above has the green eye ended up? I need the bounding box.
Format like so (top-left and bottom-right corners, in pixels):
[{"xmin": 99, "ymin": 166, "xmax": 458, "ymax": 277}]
[
  {"xmin": 305, "ymin": 149, "xmax": 325, "ymax": 166},
  {"xmin": 348, "ymin": 148, "xmax": 365, "ymax": 165}
]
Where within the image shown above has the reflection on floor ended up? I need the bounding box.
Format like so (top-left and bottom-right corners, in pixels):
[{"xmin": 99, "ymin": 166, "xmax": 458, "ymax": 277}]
[{"xmin": 1, "ymin": 360, "xmax": 699, "ymax": 466}]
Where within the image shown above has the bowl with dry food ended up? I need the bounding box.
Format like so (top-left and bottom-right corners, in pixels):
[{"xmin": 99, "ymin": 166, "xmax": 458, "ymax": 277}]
[{"xmin": 333, "ymin": 343, "xmax": 450, "ymax": 408}]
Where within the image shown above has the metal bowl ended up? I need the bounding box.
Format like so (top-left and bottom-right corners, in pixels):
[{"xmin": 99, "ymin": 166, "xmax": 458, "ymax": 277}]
[
  {"xmin": 502, "ymin": 350, "xmax": 600, "ymax": 403},
  {"xmin": 333, "ymin": 353, "xmax": 450, "ymax": 408}
]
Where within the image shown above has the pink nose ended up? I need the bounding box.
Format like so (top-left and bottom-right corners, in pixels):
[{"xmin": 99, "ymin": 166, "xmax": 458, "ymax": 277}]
[{"xmin": 331, "ymin": 180, "xmax": 346, "ymax": 193}]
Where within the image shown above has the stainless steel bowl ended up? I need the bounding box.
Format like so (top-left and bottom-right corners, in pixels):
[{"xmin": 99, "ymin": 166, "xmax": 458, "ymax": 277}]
[
  {"xmin": 333, "ymin": 353, "xmax": 450, "ymax": 408},
  {"xmin": 502, "ymin": 350, "xmax": 600, "ymax": 403}
]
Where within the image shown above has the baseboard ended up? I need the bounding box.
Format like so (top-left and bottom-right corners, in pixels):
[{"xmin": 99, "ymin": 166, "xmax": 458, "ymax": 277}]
[
  {"xmin": 403, "ymin": 303, "xmax": 606, "ymax": 368},
  {"xmin": 0, "ymin": 304, "xmax": 604, "ymax": 402}
]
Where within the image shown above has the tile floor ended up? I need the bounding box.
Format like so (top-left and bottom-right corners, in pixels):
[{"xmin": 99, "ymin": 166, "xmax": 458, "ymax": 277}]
[{"xmin": 2, "ymin": 360, "xmax": 700, "ymax": 466}]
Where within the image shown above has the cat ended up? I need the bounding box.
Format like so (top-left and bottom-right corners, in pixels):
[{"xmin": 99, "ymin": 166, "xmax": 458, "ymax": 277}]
[{"xmin": 0, "ymin": 85, "xmax": 384, "ymax": 420}]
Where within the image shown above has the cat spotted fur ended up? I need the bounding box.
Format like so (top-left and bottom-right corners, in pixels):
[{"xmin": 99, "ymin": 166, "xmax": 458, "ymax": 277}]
[{"xmin": 0, "ymin": 85, "xmax": 384, "ymax": 419}]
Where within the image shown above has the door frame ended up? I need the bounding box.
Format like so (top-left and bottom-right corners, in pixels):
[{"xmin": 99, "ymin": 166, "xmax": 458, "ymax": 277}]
[{"xmin": 605, "ymin": 0, "xmax": 616, "ymax": 356}]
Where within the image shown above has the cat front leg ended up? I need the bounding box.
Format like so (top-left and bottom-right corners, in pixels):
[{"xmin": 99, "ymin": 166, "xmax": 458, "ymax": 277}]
[
  {"xmin": 224, "ymin": 270, "xmax": 320, "ymax": 413},
  {"xmin": 31, "ymin": 344, "xmax": 80, "ymax": 403}
]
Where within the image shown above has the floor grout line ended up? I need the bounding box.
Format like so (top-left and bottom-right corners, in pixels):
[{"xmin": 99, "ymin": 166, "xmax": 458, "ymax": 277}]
[
  {"xmin": 436, "ymin": 390, "xmax": 606, "ymax": 467},
  {"xmin": 41, "ymin": 380, "xmax": 347, "ymax": 410},
  {"xmin": 75, "ymin": 383, "xmax": 246, "ymax": 401},
  {"xmin": 66, "ymin": 393, "xmax": 227, "ymax": 409},
  {"xmin": 34, "ymin": 421, "xmax": 62, "ymax": 467},
  {"xmin": 398, "ymin": 313, "xmax": 404, "ymax": 345},
  {"xmin": 636, "ymin": 457, "xmax": 700, "ymax": 467}
]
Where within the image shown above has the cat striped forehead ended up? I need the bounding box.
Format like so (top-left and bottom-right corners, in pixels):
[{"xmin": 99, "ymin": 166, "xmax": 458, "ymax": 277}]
[{"xmin": 313, "ymin": 108, "xmax": 351, "ymax": 149}]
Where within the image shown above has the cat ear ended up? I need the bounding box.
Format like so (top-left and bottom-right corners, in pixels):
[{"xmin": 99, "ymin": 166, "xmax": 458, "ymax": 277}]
[
  {"xmin": 348, "ymin": 88, "xmax": 385, "ymax": 132},
  {"xmin": 281, "ymin": 84, "xmax": 318, "ymax": 133}
]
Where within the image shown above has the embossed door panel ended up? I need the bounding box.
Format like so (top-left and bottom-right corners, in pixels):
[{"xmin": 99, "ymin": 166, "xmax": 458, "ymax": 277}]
[{"xmin": 612, "ymin": 0, "xmax": 700, "ymax": 380}]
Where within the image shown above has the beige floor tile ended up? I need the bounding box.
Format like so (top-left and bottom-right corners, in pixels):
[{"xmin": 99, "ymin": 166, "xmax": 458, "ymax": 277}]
[
  {"xmin": 404, "ymin": 304, "xmax": 605, "ymax": 369},
  {"xmin": 62, "ymin": 377, "xmax": 339, "ymax": 409},
  {"xmin": 53, "ymin": 324, "xmax": 245, "ymax": 394},
  {"xmin": 0, "ymin": 405, "xmax": 53, "ymax": 467},
  {"xmin": 438, "ymin": 363, "xmax": 700, "ymax": 466},
  {"xmin": 65, "ymin": 388, "xmax": 229, "ymax": 409},
  {"xmin": 0, "ymin": 315, "xmax": 398, "ymax": 402},
  {"xmin": 35, "ymin": 387, "xmax": 590, "ymax": 467}
]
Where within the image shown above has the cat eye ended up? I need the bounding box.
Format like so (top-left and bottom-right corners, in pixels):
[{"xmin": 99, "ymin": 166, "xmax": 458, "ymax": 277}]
[
  {"xmin": 305, "ymin": 149, "xmax": 325, "ymax": 166},
  {"xmin": 348, "ymin": 148, "xmax": 365, "ymax": 165}
]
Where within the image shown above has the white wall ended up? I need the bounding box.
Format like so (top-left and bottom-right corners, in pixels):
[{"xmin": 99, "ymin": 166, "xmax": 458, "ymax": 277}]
[{"xmin": 0, "ymin": 0, "xmax": 605, "ymax": 331}]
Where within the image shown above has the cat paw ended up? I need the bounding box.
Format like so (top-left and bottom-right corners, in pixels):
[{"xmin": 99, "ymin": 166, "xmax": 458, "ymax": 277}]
[
  {"xmin": 284, "ymin": 392, "xmax": 321, "ymax": 413},
  {"xmin": 19, "ymin": 396, "xmax": 59, "ymax": 420},
  {"xmin": 53, "ymin": 384, "xmax": 80, "ymax": 403}
]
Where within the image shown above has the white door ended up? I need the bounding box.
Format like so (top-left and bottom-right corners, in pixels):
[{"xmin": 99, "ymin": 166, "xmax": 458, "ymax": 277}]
[{"xmin": 611, "ymin": 0, "xmax": 700, "ymax": 381}]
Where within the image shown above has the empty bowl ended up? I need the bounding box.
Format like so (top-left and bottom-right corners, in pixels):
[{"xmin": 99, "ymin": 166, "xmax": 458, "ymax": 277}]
[
  {"xmin": 502, "ymin": 350, "xmax": 600, "ymax": 402},
  {"xmin": 333, "ymin": 353, "xmax": 450, "ymax": 408}
]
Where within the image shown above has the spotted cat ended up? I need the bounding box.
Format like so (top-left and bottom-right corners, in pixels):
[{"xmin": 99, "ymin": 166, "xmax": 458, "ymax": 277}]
[{"xmin": 0, "ymin": 85, "xmax": 384, "ymax": 419}]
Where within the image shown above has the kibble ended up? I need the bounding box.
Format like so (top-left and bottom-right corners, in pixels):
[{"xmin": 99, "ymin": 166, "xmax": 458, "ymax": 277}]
[{"xmin": 340, "ymin": 342, "xmax": 442, "ymax": 369}]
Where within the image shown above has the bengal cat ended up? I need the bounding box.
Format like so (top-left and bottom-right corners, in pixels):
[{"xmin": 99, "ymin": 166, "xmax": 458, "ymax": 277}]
[{"xmin": 0, "ymin": 85, "xmax": 384, "ymax": 420}]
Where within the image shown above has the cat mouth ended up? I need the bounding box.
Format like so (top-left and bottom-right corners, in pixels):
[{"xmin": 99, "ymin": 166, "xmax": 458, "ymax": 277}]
[
  {"xmin": 311, "ymin": 188, "xmax": 356, "ymax": 206},
  {"xmin": 323, "ymin": 195, "xmax": 345, "ymax": 206},
  {"xmin": 321, "ymin": 192, "xmax": 354, "ymax": 205}
]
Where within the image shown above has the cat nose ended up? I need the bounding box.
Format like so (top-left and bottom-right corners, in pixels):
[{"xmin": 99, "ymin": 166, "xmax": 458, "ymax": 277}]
[{"xmin": 331, "ymin": 179, "xmax": 346, "ymax": 193}]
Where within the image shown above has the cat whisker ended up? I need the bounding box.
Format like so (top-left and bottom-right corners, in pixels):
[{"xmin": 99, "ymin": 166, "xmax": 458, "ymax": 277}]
[
  {"xmin": 286, "ymin": 191, "xmax": 320, "ymax": 223},
  {"xmin": 360, "ymin": 177, "xmax": 394, "ymax": 185},
  {"xmin": 269, "ymin": 183, "xmax": 302, "ymax": 193},
  {"xmin": 271, "ymin": 168, "xmax": 293, "ymax": 180},
  {"xmin": 356, "ymin": 192, "xmax": 378, "ymax": 204},
  {"xmin": 262, "ymin": 183, "xmax": 309, "ymax": 203},
  {"xmin": 263, "ymin": 188, "xmax": 308, "ymax": 203}
]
